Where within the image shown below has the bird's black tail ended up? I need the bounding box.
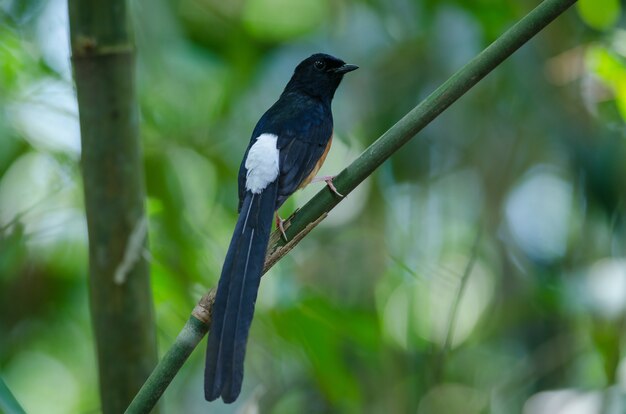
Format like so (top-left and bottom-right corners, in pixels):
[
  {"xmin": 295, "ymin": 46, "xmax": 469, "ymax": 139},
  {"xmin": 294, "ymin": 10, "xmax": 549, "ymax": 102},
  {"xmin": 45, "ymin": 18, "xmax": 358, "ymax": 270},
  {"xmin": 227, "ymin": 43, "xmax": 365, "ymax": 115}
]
[{"xmin": 204, "ymin": 182, "xmax": 277, "ymax": 403}]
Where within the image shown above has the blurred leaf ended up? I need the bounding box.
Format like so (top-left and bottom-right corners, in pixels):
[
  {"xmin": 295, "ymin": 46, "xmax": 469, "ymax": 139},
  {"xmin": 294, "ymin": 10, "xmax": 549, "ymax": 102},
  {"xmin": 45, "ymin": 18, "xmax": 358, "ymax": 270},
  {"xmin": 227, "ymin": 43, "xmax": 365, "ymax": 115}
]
[
  {"xmin": 417, "ymin": 383, "xmax": 487, "ymax": 414},
  {"xmin": 0, "ymin": 223, "xmax": 26, "ymax": 278},
  {"xmin": 270, "ymin": 296, "xmax": 380, "ymax": 409},
  {"xmin": 0, "ymin": 28, "xmax": 26, "ymax": 93},
  {"xmin": 590, "ymin": 317, "xmax": 621, "ymax": 384},
  {"xmin": 586, "ymin": 45, "xmax": 626, "ymax": 120},
  {"xmin": 1, "ymin": 0, "xmax": 46, "ymax": 25},
  {"xmin": 576, "ymin": 0, "xmax": 621, "ymax": 31},
  {"xmin": 242, "ymin": 0, "xmax": 328, "ymax": 41}
]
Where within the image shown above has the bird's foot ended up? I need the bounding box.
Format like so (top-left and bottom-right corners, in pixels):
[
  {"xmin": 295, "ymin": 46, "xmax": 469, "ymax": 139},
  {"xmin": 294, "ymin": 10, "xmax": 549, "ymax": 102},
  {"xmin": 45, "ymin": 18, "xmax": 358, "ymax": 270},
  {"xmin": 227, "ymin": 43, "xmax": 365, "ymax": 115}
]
[
  {"xmin": 311, "ymin": 175, "xmax": 343, "ymax": 198},
  {"xmin": 275, "ymin": 213, "xmax": 288, "ymax": 242}
]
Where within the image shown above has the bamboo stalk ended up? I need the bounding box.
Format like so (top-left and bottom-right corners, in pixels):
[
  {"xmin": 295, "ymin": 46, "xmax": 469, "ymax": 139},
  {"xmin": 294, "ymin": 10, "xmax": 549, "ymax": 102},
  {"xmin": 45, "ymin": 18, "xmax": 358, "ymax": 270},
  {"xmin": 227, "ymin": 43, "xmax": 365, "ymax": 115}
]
[
  {"xmin": 68, "ymin": 1, "xmax": 159, "ymax": 413},
  {"xmin": 126, "ymin": 0, "xmax": 577, "ymax": 411}
]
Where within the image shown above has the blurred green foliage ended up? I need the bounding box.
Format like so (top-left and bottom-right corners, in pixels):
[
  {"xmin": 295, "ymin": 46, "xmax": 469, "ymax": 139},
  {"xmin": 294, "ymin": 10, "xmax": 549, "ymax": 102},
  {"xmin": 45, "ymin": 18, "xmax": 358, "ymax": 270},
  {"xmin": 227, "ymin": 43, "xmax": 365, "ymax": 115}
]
[
  {"xmin": 1, "ymin": 0, "xmax": 625, "ymax": 413},
  {"xmin": 577, "ymin": 0, "xmax": 621, "ymax": 30}
]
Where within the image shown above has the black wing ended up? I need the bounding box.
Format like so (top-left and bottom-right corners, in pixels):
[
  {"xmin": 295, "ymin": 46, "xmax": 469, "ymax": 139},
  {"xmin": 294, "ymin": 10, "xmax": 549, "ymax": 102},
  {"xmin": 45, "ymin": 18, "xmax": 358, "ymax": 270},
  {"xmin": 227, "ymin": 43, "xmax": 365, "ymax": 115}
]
[{"xmin": 238, "ymin": 94, "xmax": 333, "ymax": 211}]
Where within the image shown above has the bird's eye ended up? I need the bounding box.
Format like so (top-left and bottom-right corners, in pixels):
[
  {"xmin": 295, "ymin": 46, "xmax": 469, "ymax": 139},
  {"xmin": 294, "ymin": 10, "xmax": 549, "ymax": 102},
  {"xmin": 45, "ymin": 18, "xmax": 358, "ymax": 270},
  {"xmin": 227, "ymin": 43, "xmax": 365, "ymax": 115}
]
[{"xmin": 313, "ymin": 60, "xmax": 326, "ymax": 71}]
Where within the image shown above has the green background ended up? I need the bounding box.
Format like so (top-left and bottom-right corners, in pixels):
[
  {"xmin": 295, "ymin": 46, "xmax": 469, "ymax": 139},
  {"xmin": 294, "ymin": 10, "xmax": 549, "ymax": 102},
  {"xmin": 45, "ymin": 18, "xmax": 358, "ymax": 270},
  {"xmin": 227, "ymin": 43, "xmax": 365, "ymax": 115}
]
[{"xmin": 1, "ymin": 0, "xmax": 625, "ymax": 412}]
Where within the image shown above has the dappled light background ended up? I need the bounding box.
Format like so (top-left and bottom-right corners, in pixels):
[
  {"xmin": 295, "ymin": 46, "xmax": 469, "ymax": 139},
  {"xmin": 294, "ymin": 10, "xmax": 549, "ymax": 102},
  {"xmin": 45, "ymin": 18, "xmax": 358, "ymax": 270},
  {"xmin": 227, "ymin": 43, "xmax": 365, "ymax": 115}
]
[{"xmin": 1, "ymin": 0, "xmax": 625, "ymax": 412}]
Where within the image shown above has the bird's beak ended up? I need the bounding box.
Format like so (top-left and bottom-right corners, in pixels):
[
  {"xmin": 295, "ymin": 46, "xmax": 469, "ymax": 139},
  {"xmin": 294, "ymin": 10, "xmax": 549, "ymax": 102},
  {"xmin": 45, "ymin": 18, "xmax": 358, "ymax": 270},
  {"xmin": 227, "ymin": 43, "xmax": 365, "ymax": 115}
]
[{"xmin": 333, "ymin": 64, "xmax": 359, "ymax": 74}]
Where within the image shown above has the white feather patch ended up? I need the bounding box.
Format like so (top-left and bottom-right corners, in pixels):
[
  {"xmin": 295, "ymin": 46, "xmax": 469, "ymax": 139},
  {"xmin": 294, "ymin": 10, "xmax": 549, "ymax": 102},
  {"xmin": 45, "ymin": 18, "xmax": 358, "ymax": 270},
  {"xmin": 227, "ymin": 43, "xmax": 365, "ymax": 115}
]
[{"xmin": 245, "ymin": 133, "xmax": 280, "ymax": 194}]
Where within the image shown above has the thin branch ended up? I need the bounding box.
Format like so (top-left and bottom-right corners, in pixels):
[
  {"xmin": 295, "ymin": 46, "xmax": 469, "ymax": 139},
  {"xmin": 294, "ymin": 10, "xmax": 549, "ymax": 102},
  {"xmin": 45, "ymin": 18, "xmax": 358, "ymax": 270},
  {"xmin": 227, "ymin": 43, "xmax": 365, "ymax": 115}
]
[
  {"xmin": 434, "ymin": 223, "xmax": 483, "ymax": 382},
  {"xmin": 125, "ymin": 0, "xmax": 578, "ymax": 411},
  {"xmin": 445, "ymin": 233, "xmax": 483, "ymax": 344}
]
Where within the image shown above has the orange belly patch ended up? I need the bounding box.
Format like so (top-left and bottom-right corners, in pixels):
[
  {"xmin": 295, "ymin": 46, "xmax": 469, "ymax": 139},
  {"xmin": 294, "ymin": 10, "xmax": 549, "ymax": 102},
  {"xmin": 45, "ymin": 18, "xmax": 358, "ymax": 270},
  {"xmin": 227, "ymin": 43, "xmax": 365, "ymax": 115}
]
[{"xmin": 298, "ymin": 135, "xmax": 333, "ymax": 189}]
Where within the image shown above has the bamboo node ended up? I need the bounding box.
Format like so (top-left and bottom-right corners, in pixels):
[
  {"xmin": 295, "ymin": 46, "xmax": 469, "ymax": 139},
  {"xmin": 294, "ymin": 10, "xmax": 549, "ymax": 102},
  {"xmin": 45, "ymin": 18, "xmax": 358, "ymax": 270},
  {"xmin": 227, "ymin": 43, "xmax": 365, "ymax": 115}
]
[{"xmin": 192, "ymin": 289, "xmax": 216, "ymax": 325}]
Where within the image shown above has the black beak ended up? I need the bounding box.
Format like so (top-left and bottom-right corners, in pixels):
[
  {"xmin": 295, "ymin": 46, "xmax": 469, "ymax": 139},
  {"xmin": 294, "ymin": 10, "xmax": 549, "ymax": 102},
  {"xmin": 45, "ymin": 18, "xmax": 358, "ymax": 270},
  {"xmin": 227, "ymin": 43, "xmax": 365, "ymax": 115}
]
[{"xmin": 333, "ymin": 64, "xmax": 359, "ymax": 74}]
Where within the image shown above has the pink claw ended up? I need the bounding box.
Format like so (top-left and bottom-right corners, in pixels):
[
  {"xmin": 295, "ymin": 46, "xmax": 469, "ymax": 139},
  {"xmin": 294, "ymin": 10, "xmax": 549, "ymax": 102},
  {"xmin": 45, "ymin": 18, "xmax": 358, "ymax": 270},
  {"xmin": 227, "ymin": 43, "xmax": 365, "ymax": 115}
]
[
  {"xmin": 275, "ymin": 213, "xmax": 288, "ymax": 242},
  {"xmin": 311, "ymin": 175, "xmax": 344, "ymax": 198}
]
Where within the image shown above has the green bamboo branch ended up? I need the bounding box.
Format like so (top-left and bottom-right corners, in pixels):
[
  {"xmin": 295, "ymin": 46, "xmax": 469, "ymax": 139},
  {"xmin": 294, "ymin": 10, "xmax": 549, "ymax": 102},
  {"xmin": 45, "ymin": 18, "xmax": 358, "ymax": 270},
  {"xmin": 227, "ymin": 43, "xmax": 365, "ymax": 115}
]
[
  {"xmin": 125, "ymin": 292, "xmax": 214, "ymax": 414},
  {"xmin": 0, "ymin": 376, "xmax": 26, "ymax": 414},
  {"xmin": 126, "ymin": 0, "xmax": 578, "ymax": 411},
  {"xmin": 68, "ymin": 1, "xmax": 159, "ymax": 413}
]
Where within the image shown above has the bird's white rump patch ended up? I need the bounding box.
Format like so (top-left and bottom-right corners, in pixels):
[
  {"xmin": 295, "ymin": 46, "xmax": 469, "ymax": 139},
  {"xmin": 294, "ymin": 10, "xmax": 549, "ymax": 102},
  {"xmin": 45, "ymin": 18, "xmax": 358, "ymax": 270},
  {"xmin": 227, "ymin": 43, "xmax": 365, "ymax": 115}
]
[{"xmin": 245, "ymin": 133, "xmax": 280, "ymax": 194}]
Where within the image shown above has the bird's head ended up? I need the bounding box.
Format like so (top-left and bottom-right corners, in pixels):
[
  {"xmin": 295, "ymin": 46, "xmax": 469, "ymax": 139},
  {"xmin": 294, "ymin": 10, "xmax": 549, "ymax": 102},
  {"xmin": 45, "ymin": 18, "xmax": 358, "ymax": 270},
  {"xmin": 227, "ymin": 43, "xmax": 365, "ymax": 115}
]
[{"xmin": 283, "ymin": 53, "xmax": 358, "ymax": 101}]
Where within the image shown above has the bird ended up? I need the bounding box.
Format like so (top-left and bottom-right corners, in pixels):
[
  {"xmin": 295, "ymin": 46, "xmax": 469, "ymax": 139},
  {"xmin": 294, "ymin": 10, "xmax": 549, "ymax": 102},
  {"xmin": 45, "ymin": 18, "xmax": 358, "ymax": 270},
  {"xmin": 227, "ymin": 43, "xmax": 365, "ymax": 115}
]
[{"xmin": 204, "ymin": 53, "xmax": 358, "ymax": 403}]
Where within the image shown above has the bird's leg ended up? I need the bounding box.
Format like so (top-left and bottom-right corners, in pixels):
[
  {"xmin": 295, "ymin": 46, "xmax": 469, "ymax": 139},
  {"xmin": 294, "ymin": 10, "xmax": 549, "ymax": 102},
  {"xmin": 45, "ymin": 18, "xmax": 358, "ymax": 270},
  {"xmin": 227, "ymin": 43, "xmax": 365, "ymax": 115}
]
[
  {"xmin": 311, "ymin": 175, "xmax": 344, "ymax": 198},
  {"xmin": 275, "ymin": 213, "xmax": 288, "ymax": 242}
]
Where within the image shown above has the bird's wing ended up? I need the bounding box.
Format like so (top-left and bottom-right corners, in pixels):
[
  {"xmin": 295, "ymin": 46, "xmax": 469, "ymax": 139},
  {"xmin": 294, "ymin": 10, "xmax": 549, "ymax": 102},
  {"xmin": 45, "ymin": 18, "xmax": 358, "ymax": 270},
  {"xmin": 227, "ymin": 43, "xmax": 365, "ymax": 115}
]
[
  {"xmin": 275, "ymin": 99, "xmax": 332, "ymax": 208},
  {"xmin": 275, "ymin": 135, "xmax": 330, "ymax": 208},
  {"xmin": 238, "ymin": 97, "xmax": 333, "ymax": 211}
]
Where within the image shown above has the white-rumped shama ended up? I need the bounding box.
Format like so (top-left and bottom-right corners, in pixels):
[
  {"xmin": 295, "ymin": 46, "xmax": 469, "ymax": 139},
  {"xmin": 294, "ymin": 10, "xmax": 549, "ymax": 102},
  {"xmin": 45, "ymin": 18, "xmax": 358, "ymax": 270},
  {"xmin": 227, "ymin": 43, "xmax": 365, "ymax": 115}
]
[{"xmin": 204, "ymin": 53, "xmax": 357, "ymax": 403}]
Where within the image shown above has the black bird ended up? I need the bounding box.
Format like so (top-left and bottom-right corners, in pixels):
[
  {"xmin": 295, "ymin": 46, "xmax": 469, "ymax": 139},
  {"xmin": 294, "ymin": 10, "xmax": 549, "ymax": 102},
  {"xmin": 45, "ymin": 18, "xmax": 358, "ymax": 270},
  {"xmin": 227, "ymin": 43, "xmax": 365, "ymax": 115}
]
[{"xmin": 204, "ymin": 53, "xmax": 358, "ymax": 403}]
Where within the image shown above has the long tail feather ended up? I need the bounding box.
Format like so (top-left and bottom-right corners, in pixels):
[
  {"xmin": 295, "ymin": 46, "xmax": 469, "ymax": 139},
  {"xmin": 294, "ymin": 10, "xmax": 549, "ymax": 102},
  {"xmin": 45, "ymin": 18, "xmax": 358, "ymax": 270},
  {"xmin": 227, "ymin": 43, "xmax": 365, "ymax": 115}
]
[{"xmin": 204, "ymin": 182, "xmax": 277, "ymax": 403}]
